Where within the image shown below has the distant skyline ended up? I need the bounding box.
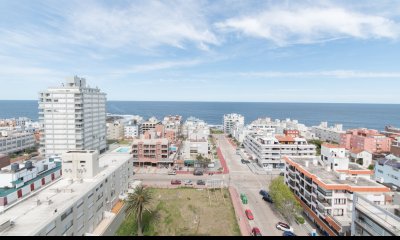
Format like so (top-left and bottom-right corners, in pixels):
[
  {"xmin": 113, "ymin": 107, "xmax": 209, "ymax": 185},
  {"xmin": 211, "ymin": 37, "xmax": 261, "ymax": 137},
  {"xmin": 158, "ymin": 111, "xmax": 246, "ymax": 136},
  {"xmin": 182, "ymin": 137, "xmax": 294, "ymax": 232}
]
[{"xmin": 1, "ymin": 0, "xmax": 400, "ymax": 104}]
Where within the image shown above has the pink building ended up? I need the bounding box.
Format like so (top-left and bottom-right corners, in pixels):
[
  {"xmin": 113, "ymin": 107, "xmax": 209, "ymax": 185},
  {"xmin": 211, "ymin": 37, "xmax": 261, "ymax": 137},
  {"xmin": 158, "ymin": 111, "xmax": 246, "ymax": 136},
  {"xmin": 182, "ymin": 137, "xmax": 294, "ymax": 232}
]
[{"xmin": 340, "ymin": 129, "xmax": 392, "ymax": 154}]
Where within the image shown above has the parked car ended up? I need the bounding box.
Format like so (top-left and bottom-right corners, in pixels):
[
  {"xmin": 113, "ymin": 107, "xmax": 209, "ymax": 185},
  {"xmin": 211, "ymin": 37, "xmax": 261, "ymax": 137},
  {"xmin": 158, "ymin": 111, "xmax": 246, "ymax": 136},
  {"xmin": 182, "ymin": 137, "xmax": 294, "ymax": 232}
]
[
  {"xmin": 168, "ymin": 170, "xmax": 177, "ymax": 175},
  {"xmin": 283, "ymin": 231, "xmax": 297, "ymax": 237},
  {"xmin": 280, "ymin": 172, "xmax": 285, "ymax": 176},
  {"xmin": 184, "ymin": 180, "xmax": 194, "ymax": 186},
  {"xmin": 208, "ymin": 163, "xmax": 215, "ymax": 168},
  {"xmin": 252, "ymin": 227, "xmax": 262, "ymax": 236},
  {"xmin": 245, "ymin": 209, "xmax": 254, "ymax": 220},
  {"xmin": 194, "ymin": 169, "xmax": 204, "ymax": 176},
  {"xmin": 259, "ymin": 190, "xmax": 269, "ymax": 197},
  {"xmin": 276, "ymin": 222, "xmax": 294, "ymax": 232},
  {"xmin": 171, "ymin": 180, "xmax": 182, "ymax": 185},
  {"xmin": 197, "ymin": 180, "xmax": 206, "ymax": 185},
  {"xmin": 262, "ymin": 196, "xmax": 274, "ymax": 204},
  {"xmin": 241, "ymin": 159, "xmax": 250, "ymax": 164}
]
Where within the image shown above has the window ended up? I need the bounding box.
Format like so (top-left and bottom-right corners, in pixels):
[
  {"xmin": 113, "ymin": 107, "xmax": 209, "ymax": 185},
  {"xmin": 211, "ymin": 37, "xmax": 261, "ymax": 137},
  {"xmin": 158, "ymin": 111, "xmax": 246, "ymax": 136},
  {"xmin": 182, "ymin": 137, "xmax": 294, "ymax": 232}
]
[
  {"xmin": 45, "ymin": 221, "xmax": 56, "ymax": 236},
  {"xmin": 76, "ymin": 199, "xmax": 84, "ymax": 209},
  {"xmin": 61, "ymin": 208, "xmax": 73, "ymax": 221},
  {"xmin": 62, "ymin": 220, "xmax": 73, "ymax": 235},
  {"xmin": 88, "ymin": 192, "xmax": 94, "ymax": 199}
]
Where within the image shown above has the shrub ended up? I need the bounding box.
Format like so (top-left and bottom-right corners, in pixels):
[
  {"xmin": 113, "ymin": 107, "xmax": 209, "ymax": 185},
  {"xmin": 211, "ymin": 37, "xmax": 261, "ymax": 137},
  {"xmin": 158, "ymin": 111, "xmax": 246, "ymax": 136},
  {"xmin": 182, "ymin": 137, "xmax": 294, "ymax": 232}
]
[{"xmin": 295, "ymin": 215, "xmax": 305, "ymax": 224}]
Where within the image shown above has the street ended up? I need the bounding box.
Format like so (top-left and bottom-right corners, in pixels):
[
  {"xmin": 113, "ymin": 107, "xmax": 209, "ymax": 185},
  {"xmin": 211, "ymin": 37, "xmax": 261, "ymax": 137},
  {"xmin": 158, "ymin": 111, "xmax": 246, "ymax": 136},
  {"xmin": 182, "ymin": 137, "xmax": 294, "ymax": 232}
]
[{"xmin": 133, "ymin": 134, "xmax": 313, "ymax": 236}]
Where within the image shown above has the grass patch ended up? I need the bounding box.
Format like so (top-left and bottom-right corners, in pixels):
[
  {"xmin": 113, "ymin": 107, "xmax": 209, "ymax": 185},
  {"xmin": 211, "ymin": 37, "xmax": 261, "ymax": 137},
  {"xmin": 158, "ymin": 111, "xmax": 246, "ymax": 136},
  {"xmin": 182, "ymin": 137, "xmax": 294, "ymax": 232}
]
[{"xmin": 117, "ymin": 188, "xmax": 241, "ymax": 236}]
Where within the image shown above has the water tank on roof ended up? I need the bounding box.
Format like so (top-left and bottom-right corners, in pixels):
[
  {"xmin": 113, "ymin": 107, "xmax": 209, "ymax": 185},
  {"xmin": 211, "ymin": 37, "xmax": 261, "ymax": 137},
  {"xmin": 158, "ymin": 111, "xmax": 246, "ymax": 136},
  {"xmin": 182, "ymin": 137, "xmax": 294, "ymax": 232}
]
[
  {"xmin": 25, "ymin": 161, "xmax": 33, "ymax": 169},
  {"xmin": 11, "ymin": 163, "xmax": 19, "ymax": 172}
]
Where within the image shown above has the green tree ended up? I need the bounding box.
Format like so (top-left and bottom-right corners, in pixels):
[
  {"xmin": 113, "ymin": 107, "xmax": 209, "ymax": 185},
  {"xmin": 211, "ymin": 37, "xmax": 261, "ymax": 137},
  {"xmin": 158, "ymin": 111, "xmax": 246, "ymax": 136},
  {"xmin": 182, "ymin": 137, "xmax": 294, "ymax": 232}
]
[
  {"xmin": 368, "ymin": 164, "xmax": 374, "ymax": 170},
  {"xmin": 125, "ymin": 186, "xmax": 153, "ymax": 236},
  {"xmin": 309, "ymin": 139, "xmax": 323, "ymax": 155},
  {"xmin": 269, "ymin": 176, "xmax": 302, "ymax": 224}
]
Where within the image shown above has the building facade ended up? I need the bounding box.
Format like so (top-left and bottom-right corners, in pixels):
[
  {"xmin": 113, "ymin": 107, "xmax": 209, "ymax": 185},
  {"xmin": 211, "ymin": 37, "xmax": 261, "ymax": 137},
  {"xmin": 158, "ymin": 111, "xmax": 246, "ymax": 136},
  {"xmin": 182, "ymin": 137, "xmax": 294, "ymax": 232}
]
[
  {"xmin": 243, "ymin": 133, "xmax": 316, "ymax": 170},
  {"xmin": 131, "ymin": 138, "xmax": 171, "ymax": 167},
  {"xmin": 0, "ymin": 151, "xmax": 133, "ymax": 236},
  {"xmin": 0, "ymin": 131, "xmax": 35, "ymax": 154},
  {"xmin": 284, "ymin": 156, "xmax": 390, "ymax": 236},
  {"xmin": 374, "ymin": 158, "xmax": 400, "ymax": 188},
  {"xmin": 351, "ymin": 193, "xmax": 400, "ymax": 236},
  {"xmin": 223, "ymin": 113, "xmax": 244, "ymax": 135},
  {"xmin": 106, "ymin": 122, "xmax": 124, "ymax": 140},
  {"xmin": 312, "ymin": 122, "xmax": 345, "ymax": 143},
  {"xmin": 39, "ymin": 76, "xmax": 107, "ymax": 156},
  {"xmin": 340, "ymin": 129, "xmax": 392, "ymax": 154}
]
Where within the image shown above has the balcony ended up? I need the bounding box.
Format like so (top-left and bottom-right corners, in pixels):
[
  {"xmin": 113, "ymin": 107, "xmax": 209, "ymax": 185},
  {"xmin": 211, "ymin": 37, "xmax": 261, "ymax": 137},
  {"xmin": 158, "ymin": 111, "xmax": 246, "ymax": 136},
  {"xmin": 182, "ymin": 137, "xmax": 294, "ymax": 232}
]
[{"xmin": 289, "ymin": 172, "xmax": 296, "ymax": 179}]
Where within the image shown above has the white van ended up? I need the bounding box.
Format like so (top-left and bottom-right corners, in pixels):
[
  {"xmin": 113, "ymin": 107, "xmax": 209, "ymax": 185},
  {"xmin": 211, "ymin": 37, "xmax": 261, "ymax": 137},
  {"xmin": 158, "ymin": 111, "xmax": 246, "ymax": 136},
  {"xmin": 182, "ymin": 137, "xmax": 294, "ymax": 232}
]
[{"xmin": 208, "ymin": 163, "xmax": 215, "ymax": 168}]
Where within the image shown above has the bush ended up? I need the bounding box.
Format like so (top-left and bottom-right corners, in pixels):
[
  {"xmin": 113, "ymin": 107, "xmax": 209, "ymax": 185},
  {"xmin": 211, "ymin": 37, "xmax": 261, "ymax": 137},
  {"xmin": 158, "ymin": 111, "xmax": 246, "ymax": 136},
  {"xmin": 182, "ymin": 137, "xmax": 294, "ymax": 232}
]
[{"xmin": 295, "ymin": 215, "xmax": 305, "ymax": 225}]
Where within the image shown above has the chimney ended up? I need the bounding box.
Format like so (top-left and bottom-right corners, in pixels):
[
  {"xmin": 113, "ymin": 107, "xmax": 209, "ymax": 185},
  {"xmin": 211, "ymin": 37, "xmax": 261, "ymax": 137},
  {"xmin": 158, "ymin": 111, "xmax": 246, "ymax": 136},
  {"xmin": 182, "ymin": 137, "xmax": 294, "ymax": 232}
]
[{"xmin": 305, "ymin": 161, "xmax": 309, "ymax": 168}]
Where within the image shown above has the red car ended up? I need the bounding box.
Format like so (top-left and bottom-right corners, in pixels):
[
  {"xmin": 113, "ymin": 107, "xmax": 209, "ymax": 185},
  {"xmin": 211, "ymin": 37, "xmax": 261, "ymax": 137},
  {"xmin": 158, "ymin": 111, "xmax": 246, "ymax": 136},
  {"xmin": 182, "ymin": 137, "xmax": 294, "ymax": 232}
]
[
  {"xmin": 245, "ymin": 209, "xmax": 254, "ymax": 220},
  {"xmin": 171, "ymin": 180, "xmax": 182, "ymax": 185},
  {"xmin": 252, "ymin": 227, "xmax": 262, "ymax": 236}
]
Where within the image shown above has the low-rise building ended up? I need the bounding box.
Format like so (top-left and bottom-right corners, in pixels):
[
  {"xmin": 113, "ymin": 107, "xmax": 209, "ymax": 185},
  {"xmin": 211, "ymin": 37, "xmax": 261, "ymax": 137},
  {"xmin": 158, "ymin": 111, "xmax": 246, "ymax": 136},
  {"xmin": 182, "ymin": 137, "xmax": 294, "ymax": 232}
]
[
  {"xmin": 131, "ymin": 138, "xmax": 171, "ymax": 168},
  {"xmin": 340, "ymin": 129, "xmax": 392, "ymax": 154},
  {"xmin": 0, "ymin": 150, "xmax": 133, "ymax": 236},
  {"xmin": 243, "ymin": 133, "xmax": 316, "ymax": 170},
  {"xmin": 139, "ymin": 117, "xmax": 161, "ymax": 135},
  {"xmin": 312, "ymin": 122, "xmax": 345, "ymax": 144},
  {"xmin": 0, "ymin": 157, "xmax": 62, "ymax": 210},
  {"xmin": 0, "ymin": 131, "xmax": 36, "ymax": 154},
  {"xmin": 124, "ymin": 124, "xmax": 139, "ymax": 139},
  {"xmin": 284, "ymin": 156, "xmax": 391, "ymax": 236},
  {"xmin": 374, "ymin": 158, "xmax": 400, "ymax": 188},
  {"xmin": 106, "ymin": 122, "xmax": 124, "ymax": 140},
  {"xmin": 351, "ymin": 193, "xmax": 400, "ymax": 236},
  {"xmin": 183, "ymin": 117, "xmax": 210, "ymax": 141},
  {"xmin": 349, "ymin": 149, "xmax": 372, "ymax": 169},
  {"xmin": 181, "ymin": 139, "xmax": 209, "ymax": 160}
]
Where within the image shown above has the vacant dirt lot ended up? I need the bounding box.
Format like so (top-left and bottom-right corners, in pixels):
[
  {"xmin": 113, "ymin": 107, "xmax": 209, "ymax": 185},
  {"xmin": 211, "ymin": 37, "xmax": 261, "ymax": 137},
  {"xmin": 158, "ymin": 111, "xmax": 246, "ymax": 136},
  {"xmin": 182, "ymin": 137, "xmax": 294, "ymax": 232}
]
[{"xmin": 117, "ymin": 188, "xmax": 241, "ymax": 236}]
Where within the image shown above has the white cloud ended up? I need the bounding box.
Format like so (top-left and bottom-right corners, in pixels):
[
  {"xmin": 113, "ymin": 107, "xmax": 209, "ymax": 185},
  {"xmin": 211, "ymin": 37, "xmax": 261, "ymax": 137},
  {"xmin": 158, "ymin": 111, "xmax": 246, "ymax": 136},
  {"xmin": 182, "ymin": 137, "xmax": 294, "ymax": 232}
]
[
  {"xmin": 65, "ymin": 0, "xmax": 219, "ymax": 50},
  {"xmin": 240, "ymin": 70, "xmax": 400, "ymax": 78},
  {"xmin": 216, "ymin": 6, "xmax": 400, "ymax": 46}
]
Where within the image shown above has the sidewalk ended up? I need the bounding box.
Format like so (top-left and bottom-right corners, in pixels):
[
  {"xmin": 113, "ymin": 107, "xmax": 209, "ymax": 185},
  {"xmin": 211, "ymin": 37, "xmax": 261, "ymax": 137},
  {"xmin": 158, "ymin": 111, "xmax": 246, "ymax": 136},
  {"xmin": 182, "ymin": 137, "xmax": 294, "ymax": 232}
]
[
  {"xmin": 217, "ymin": 147, "xmax": 229, "ymax": 174},
  {"xmin": 228, "ymin": 186, "xmax": 252, "ymax": 236}
]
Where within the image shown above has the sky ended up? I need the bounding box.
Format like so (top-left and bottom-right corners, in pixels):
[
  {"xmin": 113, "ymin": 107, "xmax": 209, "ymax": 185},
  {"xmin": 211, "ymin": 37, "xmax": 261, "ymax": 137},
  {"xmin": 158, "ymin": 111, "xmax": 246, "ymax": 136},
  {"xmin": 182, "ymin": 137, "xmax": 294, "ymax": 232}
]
[{"xmin": 0, "ymin": 0, "xmax": 400, "ymax": 103}]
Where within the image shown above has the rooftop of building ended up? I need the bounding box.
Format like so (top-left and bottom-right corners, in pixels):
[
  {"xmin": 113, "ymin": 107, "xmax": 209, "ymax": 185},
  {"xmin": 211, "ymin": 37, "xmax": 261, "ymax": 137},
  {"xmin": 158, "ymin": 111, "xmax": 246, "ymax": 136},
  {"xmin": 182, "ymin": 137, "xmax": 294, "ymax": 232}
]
[
  {"xmin": 354, "ymin": 193, "xmax": 400, "ymax": 236},
  {"xmin": 285, "ymin": 156, "xmax": 388, "ymax": 190},
  {"xmin": 0, "ymin": 152, "xmax": 132, "ymax": 236},
  {"xmin": 322, "ymin": 143, "xmax": 343, "ymax": 149},
  {"xmin": 132, "ymin": 138, "xmax": 169, "ymax": 144},
  {"xmin": 377, "ymin": 158, "xmax": 400, "ymax": 169},
  {"xmin": 0, "ymin": 161, "xmax": 62, "ymax": 197}
]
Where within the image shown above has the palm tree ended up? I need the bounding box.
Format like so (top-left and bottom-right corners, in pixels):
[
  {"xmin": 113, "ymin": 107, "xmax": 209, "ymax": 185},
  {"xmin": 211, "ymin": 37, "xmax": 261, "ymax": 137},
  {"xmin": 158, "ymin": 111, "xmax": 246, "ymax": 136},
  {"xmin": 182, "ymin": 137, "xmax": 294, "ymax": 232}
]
[{"xmin": 125, "ymin": 185, "xmax": 153, "ymax": 236}]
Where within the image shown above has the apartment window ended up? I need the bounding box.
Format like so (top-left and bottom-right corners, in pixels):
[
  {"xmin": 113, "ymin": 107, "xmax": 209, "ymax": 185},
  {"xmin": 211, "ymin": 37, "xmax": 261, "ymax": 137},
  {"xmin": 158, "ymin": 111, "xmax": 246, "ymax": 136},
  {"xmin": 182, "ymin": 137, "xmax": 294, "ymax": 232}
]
[
  {"xmin": 97, "ymin": 202, "xmax": 104, "ymax": 212},
  {"xmin": 88, "ymin": 192, "xmax": 94, "ymax": 199},
  {"xmin": 76, "ymin": 199, "xmax": 84, "ymax": 209},
  {"xmin": 62, "ymin": 220, "xmax": 73, "ymax": 235},
  {"xmin": 333, "ymin": 209, "xmax": 344, "ymax": 216},
  {"xmin": 45, "ymin": 221, "xmax": 56, "ymax": 236},
  {"xmin": 61, "ymin": 208, "xmax": 73, "ymax": 221}
]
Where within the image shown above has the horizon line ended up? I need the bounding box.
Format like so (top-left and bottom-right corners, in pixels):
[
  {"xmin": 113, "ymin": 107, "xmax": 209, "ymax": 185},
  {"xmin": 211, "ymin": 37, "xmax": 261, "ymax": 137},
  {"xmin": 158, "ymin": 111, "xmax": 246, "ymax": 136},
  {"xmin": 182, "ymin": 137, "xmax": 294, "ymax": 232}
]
[{"xmin": 0, "ymin": 99, "xmax": 399, "ymax": 105}]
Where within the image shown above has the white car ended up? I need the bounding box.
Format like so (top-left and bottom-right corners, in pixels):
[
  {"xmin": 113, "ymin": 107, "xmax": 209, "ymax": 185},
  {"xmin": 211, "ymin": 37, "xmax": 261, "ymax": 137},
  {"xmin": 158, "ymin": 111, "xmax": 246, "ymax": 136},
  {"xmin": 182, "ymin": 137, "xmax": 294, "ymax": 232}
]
[
  {"xmin": 276, "ymin": 222, "xmax": 294, "ymax": 232},
  {"xmin": 184, "ymin": 180, "xmax": 194, "ymax": 186},
  {"xmin": 168, "ymin": 170, "xmax": 177, "ymax": 175}
]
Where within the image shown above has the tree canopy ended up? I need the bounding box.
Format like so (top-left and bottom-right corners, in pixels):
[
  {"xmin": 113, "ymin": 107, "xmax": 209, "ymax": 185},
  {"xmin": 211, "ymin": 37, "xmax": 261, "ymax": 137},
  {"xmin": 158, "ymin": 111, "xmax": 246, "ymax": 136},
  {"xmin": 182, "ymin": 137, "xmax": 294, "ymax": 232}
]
[{"xmin": 269, "ymin": 176, "xmax": 302, "ymax": 223}]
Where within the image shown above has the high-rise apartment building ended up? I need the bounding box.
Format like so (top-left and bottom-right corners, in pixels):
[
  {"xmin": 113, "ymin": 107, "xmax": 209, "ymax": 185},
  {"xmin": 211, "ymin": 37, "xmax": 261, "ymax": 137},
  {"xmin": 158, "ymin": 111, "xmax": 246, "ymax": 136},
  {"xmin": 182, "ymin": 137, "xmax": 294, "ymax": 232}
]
[
  {"xmin": 223, "ymin": 113, "xmax": 244, "ymax": 135},
  {"xmin": 39, "ymin": 76, "xmax": 107, "ymax": 156}
]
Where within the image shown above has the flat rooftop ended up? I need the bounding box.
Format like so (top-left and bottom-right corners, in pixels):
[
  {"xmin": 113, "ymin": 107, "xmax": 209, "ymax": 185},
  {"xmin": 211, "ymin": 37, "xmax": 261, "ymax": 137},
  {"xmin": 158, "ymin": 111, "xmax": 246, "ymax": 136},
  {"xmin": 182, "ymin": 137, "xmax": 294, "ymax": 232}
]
[
  {"xmin": 287, "ymin": 157, "xmax": 386, "ymax": 188},
  {"xmin": 0, "ymin": 152, "xmax": 132, "ymax": 236}
]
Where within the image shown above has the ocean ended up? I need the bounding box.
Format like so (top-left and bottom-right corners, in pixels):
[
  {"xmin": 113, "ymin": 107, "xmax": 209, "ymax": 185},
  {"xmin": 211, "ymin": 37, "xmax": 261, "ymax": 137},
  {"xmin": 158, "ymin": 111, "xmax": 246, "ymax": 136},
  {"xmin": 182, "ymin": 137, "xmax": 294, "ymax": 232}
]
[{"xmin": 0, "ymin": 100, "xmax": 399, "ymax": 131}]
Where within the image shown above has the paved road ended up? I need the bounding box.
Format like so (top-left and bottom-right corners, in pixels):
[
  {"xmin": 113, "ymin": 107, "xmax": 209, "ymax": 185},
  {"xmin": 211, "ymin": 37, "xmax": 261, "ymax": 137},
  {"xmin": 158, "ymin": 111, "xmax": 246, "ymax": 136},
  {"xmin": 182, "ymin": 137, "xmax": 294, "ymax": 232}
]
[
  {"xmin": 133, "ymin": 134, "xmax": 313, "ymax": 236},
  {"xmin": 214, "ymin": 135, "xmax": 311, "ymax": 237}
]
